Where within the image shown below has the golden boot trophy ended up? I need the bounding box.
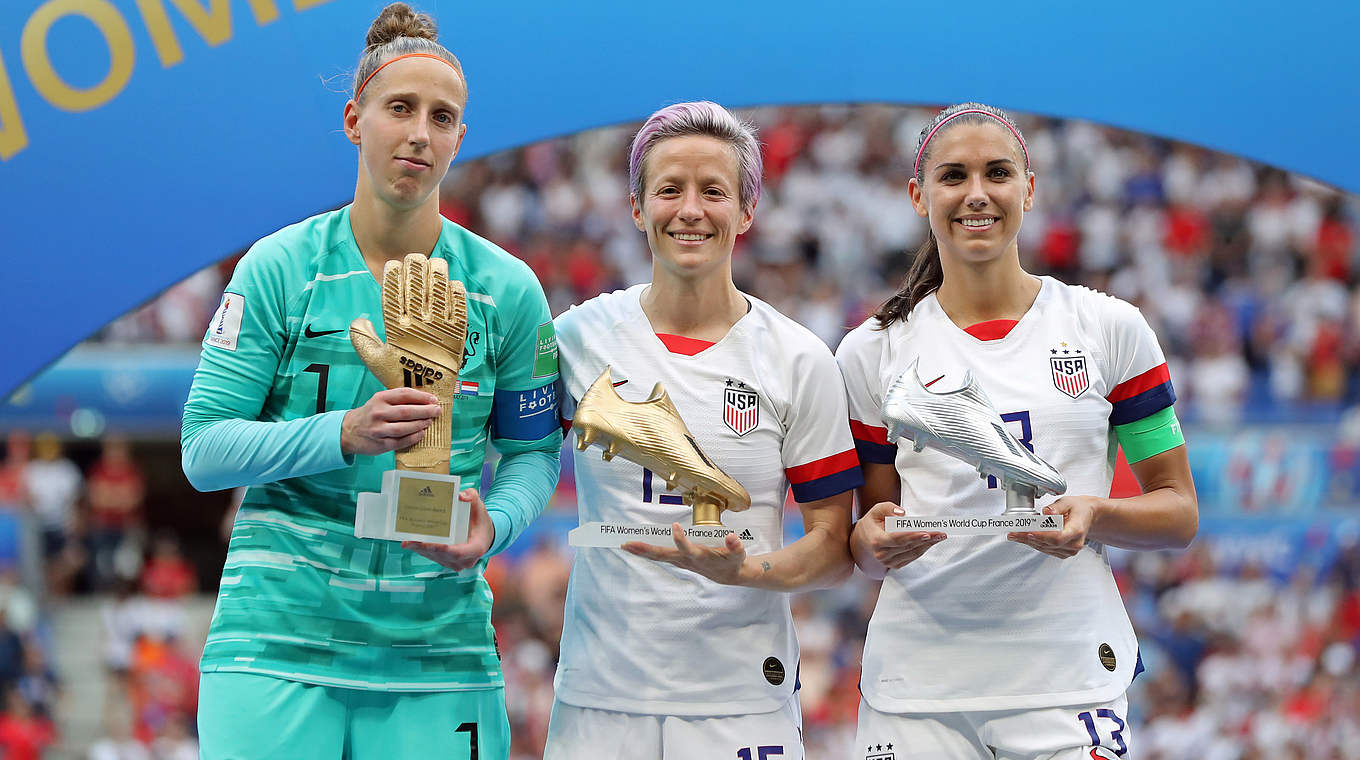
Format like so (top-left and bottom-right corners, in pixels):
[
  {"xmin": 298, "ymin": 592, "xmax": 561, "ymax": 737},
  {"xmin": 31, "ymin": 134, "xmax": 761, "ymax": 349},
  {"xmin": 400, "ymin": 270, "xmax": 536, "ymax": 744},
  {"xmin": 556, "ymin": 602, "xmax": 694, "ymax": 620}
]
[
  {"xmin": 350, "ymin": 253, "xmax": 471, "ymax": 544},
  {"xmin": 572, "ymin": 367, "xmax": 750, "ymax": 528}
]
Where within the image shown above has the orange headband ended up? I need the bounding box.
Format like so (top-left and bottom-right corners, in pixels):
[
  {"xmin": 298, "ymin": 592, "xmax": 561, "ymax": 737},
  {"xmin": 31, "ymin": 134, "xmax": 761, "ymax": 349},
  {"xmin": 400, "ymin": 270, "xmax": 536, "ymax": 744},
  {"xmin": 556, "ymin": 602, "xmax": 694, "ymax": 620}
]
[{"xmin": 354, "ymin": 53, "xmax": 458, "ymax": 102}]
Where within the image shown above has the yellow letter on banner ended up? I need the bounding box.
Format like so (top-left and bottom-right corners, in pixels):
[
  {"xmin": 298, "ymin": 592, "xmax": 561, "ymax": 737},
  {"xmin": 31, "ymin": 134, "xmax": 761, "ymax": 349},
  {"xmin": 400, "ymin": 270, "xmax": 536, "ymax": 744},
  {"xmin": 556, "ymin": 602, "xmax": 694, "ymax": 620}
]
[
  {"xmin": 21, "ymin": 0, "xmax": 136, "ymax": 113},
  {"xmin": 0, "ymin": 48, "xmax": 27, "ymax": 160},
  {"xmin": 136, "ymin": 0, "xmax": 284, "ymax": 68},
  {"xmin": 292, "ymin": 0, "xmax": 335, "ymax": 10}
]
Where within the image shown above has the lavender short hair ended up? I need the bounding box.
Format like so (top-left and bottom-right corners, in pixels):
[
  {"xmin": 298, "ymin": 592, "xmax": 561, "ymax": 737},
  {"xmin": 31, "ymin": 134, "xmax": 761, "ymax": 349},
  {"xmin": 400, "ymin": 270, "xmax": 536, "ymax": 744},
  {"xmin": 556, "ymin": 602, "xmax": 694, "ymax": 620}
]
[{"xmin": 628, "ymin": 101, "xmax": 762, "ymax": 213}]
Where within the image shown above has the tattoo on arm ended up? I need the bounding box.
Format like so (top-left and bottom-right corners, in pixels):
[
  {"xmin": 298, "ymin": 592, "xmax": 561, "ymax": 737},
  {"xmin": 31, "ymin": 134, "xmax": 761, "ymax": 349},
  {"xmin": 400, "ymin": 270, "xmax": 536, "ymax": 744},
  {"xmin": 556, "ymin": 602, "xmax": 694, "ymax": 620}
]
[{"xmin": 761, "ymin": 561, "xmax": 772, "ymax": 572}]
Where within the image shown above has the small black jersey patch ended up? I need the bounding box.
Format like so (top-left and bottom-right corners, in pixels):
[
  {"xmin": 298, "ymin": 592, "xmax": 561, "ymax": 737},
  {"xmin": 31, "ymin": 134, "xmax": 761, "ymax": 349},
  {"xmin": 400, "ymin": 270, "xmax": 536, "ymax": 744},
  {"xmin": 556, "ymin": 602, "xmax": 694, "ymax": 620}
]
[
  {"xmin": 1098, "ymin": 642, "xmax": 1117, "ymax": 671},
  {"xmin": 762, "ymin": 656, "xmax": 785, "ymax": 686}
]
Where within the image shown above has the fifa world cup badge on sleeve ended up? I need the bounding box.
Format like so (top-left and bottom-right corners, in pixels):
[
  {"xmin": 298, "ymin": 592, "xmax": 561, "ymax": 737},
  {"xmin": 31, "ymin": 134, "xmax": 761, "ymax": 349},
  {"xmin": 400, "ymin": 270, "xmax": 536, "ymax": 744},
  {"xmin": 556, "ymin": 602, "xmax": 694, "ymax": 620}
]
[
  {"xmin": 350, "ymin": 253, "xmax": 470, "ymax": 545},
  {"xmin": 879, "ymin": 359, "xmax": 1068, "ymax": 536},
  {"xmin": 567, "ymin": 367, "xmax": 761, "ymax": 549}
]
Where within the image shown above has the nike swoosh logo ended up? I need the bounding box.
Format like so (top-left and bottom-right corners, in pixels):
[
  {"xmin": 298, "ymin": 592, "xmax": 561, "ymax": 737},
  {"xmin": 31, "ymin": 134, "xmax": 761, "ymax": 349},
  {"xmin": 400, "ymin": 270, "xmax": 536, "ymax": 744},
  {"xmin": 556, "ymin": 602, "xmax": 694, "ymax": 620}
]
[
  {"xmin": 304, "ymin": 325, "xmax": 343, "ymax": 338},
  {"xmin": 925, "ymin": 374, "xmax": 945, "ymax": 388},
  {"xmin": 612, "ymin": 380, "xmax": 628, "ymax": 387}
]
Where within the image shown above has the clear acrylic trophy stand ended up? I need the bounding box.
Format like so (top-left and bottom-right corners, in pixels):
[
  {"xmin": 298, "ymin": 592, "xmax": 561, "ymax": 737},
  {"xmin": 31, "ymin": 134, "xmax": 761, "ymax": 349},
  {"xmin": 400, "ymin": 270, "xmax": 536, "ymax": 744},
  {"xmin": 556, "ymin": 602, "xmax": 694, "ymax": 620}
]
[
  {"xmin": 569, "ymin": 491, "xmax": 762, "ymax": 548},
  {"xmin": 886, "ymin": 484, "xmax": 1064, "ymax": 535},
  {"xmin": 569, "ymin": 521, "xmax": 761, "ymax": 548},
  {"xmin": 355, "ymin": 470, "xmax": 469, "ymax": 544}
]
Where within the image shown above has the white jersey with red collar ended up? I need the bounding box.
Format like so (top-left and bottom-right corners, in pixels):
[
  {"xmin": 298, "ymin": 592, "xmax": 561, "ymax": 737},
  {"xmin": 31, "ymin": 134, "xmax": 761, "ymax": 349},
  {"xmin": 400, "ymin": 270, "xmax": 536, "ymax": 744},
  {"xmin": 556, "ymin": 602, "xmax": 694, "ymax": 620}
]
[
  {"xmin": 836, "ymin": 276, "xmax": 1175, "ymax": 712},
  {"xmin": 553, "ymin": 284, "xmax": 862, "ymax": 716}
]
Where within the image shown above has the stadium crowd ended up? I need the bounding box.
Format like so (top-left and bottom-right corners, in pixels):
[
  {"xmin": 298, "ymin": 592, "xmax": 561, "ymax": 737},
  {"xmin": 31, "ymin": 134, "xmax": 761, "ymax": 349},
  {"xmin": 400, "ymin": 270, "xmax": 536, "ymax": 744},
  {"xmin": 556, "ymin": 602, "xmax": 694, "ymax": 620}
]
[
  {"xmin": 2, "ymin": 105, "xmax": 1356, "ymax": 757},
  {"xmin": 98, "ymin": 105, "xmax": 1360, "ymax": 421}
]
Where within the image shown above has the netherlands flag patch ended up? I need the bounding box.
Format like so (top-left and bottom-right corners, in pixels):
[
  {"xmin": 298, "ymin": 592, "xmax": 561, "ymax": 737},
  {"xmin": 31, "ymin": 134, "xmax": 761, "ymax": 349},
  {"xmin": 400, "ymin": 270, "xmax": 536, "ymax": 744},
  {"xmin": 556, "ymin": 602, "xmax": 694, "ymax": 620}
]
[{"xmin": 459, "ymin": 381, "xmax": 479, "ymax": 397}]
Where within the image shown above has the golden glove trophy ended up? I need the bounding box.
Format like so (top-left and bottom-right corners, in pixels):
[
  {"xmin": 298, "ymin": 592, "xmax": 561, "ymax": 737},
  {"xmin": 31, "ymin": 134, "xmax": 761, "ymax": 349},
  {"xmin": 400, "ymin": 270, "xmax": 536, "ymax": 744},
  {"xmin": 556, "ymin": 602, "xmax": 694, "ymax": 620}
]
[
  {"xmin": 351, "ymin": 253, "xmax": 472, "ymax": 545},
  {"xmin": 567, "ymin": 368, "xmax": 760, "ymax": 549}
]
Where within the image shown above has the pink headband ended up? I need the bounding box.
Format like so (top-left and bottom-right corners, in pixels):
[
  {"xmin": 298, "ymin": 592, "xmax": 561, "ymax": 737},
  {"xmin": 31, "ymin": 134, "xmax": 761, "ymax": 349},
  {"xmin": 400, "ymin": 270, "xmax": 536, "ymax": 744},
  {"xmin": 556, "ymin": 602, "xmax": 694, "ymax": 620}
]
[
  {"xmin": 913, "ymin": 109, "xmax": 1029, "ymax": 178},
  {"xmin": 355, "ymin": 53, "xmax": 458, "ymax": 102}
]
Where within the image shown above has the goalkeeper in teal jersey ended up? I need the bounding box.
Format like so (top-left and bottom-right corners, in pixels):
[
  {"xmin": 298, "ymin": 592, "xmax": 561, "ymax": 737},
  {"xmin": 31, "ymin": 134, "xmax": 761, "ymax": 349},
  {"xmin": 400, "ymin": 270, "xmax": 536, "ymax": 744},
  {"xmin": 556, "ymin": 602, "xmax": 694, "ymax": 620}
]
[{"xmin": 180, "ymin": 5, "xmax": 561, "ymax": 758}]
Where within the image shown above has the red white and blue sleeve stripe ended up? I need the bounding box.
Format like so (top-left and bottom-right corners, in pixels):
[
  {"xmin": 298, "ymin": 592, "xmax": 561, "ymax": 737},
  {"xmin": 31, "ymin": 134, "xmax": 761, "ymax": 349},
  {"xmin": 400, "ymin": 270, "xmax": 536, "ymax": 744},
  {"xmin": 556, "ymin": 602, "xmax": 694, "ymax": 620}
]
[
  {"xmin": 785, "ymin": 449, "xmax": 863, "ymax": 502},
  {"xmin": 849, "ymin": 419, "xmax": 897, "ymax": 464},
  {"xmin": 1106, "ymin": 363, "xmax": 1176, "ymax": 425}
]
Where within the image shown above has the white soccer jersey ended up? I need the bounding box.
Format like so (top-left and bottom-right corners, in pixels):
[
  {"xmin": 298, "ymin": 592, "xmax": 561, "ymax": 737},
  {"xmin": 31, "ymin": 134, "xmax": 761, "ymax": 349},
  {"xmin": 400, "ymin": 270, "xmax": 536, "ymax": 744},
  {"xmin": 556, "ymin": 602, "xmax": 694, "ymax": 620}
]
[
  {"xmin": 554, "ymin": 284, "xmax": 862, "ymax": 716},
  {"xmin": 836, "ymin": 276, "xmax": 1177, "ymax": 713}
]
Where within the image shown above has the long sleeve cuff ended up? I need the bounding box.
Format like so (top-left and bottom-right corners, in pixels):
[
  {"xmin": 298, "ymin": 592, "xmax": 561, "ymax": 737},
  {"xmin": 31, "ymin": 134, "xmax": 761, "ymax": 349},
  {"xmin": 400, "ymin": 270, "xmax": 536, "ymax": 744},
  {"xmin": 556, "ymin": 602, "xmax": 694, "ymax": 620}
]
[
  {"xmin": 181, "ymin": 409, "xmax": 352, "ymax": 492},
  {"xmin": 482, "ymin": 448, "xmax": 560, "ymax": 556}
]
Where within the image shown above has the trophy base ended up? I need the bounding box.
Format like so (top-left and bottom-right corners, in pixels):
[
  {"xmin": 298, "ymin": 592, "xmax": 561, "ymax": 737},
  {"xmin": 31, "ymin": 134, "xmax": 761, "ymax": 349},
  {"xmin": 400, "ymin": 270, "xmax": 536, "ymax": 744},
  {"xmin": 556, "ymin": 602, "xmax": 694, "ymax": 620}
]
[
  {"xmin": 1002, "ymin": 485, "xmax": 1040, "ymax": 516},
  {"xmin": 568, "ymin": 521, "xmax": 760, "ymax": 549},
  {"xmin": 355, "ymin": 470, "xmax": 469, "ymax": 544},
  {"xmin": 886, "ymin": 514, "xmax": 1064, "ymax": 535},
  {"xmin": 692, "ymin": 501, "xmax": 723, "ymax": 526}
]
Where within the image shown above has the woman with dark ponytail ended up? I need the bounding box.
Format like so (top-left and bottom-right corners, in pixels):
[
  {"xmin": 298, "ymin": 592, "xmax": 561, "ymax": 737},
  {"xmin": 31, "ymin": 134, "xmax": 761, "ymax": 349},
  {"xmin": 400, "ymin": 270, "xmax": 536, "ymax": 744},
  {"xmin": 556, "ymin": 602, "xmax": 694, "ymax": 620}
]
[
  {"xmin": 836, "ymin": 103, "xmax": 1198, "ymax": 758},
  {"xmin": 871, "ymin": 228, "xmax": 944, "ymax": 329},
  {"xmin": 184, "ymin": 5, "xmax": 559, "ymax": 758}
]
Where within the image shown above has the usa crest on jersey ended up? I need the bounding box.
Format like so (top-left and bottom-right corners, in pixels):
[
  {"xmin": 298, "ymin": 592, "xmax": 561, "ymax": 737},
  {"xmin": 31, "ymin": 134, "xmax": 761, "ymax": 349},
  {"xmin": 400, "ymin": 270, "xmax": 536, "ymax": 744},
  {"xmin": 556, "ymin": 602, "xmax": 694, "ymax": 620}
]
[
  {"xmin": 1050, "ymin": 353, "xmax": 1089, "ymax": 398},
  {"xmin": 723, "ymin": 381, "xmax": 759, "ymax": 436}
]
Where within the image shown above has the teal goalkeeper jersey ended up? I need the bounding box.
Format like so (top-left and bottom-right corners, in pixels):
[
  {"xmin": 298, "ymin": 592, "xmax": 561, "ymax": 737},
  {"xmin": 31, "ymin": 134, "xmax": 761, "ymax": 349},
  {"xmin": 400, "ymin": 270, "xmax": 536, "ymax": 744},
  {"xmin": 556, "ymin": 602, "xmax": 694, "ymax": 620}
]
[{"xmin": 182, "ymin": 206, "xmax": 561, "ymax": 691}]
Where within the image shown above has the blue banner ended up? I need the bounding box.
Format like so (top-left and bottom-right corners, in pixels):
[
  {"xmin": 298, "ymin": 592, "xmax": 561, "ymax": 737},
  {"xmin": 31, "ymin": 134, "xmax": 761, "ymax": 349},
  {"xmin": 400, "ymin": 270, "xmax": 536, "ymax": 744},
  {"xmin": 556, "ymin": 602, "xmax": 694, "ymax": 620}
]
[
  {"xmin": 2, "ymin": 0, "xmax": 1358, "ymax": 395},
  {"xmin": 1188, "ymin": 428, "xmax": 1360, "ymax": 514},
  {"xmin": 0, "ymin": 345, "xmax": 199, "ymax": 434}
]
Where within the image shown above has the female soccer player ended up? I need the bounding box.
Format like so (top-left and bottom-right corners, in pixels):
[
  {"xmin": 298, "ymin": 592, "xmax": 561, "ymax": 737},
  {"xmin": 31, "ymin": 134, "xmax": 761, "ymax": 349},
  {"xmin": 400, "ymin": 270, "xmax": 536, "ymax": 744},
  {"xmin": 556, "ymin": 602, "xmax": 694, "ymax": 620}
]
[
  {"xmin": 546, "ymin": 102, "xmax": 862, "ymax": 760},
  {"xmin": 836, "ymin": 102, "xmax": 1198, "ymax": 760},
  {"xmin": 180, "ymin": 5, "xmax": 561, "ymax": 758}
]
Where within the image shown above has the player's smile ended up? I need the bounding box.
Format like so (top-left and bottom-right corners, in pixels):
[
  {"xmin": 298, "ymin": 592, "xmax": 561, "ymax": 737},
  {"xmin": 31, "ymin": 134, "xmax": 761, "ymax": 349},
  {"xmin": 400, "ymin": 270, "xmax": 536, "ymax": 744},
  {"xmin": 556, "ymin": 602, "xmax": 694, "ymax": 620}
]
[
  {"xmin": 955, "ymin": 214, "xmax": 999, "ymax": 232},
  {"xmin": 667, "ymin": 229, "xmax": 714, "ymax": 245}
]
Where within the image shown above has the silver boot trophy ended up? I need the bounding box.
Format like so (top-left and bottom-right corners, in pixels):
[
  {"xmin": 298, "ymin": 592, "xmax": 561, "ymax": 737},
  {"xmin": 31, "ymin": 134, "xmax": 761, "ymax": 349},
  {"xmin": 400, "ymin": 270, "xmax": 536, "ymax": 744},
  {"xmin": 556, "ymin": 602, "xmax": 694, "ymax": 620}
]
[{"xmin": 880, "ymin": 360, "xmax": 1067, "ymax": 535}]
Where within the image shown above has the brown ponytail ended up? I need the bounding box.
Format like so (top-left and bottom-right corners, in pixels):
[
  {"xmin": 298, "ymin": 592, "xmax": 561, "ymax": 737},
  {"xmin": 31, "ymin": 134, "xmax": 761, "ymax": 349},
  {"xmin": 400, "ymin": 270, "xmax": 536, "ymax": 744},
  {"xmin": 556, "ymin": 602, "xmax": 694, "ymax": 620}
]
[{"xmin": 873, "ymin": 231, "xmax": 942, "ymax": 328}]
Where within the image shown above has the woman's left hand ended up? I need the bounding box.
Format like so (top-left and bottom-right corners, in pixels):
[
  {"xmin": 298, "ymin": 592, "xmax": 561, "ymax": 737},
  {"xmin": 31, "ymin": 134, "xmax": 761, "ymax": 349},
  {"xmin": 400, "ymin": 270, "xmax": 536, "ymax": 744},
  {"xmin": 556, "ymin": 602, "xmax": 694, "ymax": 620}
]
[
  {"xmin": 402, "ymin": 488, "xmax": 494, "ymax": 570},
  {"xmin": 622, "ymin": 523, "xmax": 749, "ymax": 586},
  {"xmin": 1007, "ymin": 494, "xmax": 1105, "ymax": 559}
]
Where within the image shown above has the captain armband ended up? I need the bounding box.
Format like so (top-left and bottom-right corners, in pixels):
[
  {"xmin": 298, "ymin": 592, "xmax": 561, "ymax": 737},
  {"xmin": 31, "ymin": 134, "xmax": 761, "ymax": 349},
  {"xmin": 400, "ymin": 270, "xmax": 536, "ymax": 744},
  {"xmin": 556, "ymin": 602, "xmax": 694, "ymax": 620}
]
[{"xmin": 1113, "ymin": 405, "xmax": 1184, "ymax": 464}]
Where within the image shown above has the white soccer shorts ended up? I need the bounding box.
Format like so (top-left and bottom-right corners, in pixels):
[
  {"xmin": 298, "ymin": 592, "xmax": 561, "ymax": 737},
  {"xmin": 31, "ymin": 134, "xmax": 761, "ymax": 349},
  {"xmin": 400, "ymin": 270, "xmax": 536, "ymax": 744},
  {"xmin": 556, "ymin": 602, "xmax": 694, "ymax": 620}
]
[
  {"xmin": 854, "ymin": 693, "xmax": 1130, "ymax": 760},
  {"xmin": 544, "ymin": 696, "xmax": 804, "ymax": 760}
]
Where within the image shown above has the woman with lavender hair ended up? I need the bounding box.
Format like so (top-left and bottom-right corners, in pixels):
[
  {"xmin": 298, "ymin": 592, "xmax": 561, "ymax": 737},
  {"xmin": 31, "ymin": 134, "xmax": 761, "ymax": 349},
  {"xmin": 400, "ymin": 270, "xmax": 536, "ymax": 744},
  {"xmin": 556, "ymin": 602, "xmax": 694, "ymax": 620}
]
[{"xmin": 544, "ymin": 101, "xmax": 863, "ymax": 759}]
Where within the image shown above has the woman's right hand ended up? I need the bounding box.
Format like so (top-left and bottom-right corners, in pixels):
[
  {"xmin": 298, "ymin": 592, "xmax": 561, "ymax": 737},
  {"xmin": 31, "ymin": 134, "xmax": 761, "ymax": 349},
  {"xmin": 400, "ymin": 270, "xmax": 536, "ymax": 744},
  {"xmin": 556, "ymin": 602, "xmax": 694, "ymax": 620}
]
[
  {"xmin": 851, "ymin": 501, "xmax": 946, "ymax": 578},
  {"xmin": 341, "ymin": 388, "xmax": 442, "ymax": 455}
]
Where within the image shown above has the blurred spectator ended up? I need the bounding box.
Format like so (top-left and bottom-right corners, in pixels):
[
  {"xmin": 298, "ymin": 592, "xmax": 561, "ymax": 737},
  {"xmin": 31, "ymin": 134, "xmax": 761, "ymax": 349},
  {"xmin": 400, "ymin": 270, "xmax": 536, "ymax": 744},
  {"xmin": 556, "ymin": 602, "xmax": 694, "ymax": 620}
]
[
  {"xmin": 0, "ymin": 608, "xmax": 25, "ymax": 687},
  {"xmin": 86, "ymin": 436, "xmax": 147, "ymax": 591},
  {"xmin": 151, "ymin": 267, "xmax": 222, "ymax": 344},
  {"xmin": 87, "ymin": 702, "xmax": 149, "ymax": 760},
  {"xmin": 139, "ymin": 534, "xmax": 196, "ymax": 600},
  {"xmin": 148, "ymin": 710, "xmax": 196, "ymax": 760},
  {"xmin": 15, "ymin": 641, "xmax": 58, "ymax": 721},
  {"xmin": 1186, "ymin": 298, "xmax": 1250, "ymax": 426},
  {"xmin": 24, "ymin": 433, "xmax": 84, "ymax": 594},
  {"xmin": 515, "ymin": 538, "xmax": 570, "ymax": 652},
  {"xmin": 0, "ymin": 685, "xmax": 56, "ymax": 760},
  {"xmin": 102, "ymin": 580, "xmax": 143, "ymax": 680},
  {"xmin": 0, "ymin": 569, "xmax": 38, "ymax": 637},
  {"xmin": 127, "ymin": 635, "xmax": 197, "ymax": 745},
  {"xmin": 0, "ymin": 432, "xmax": 31, "ymax": 509}
]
